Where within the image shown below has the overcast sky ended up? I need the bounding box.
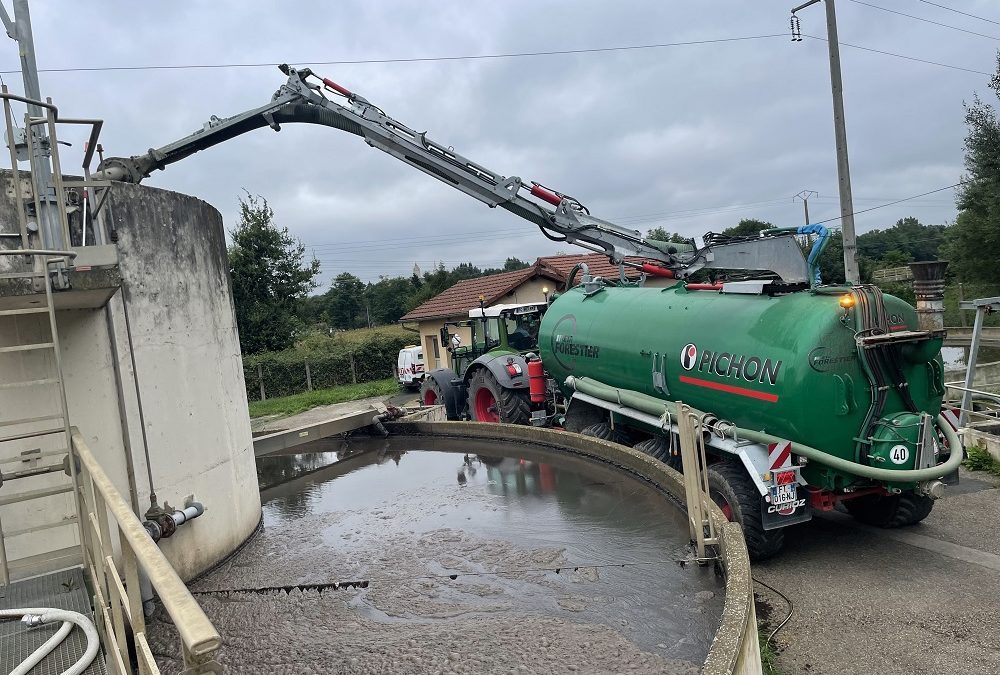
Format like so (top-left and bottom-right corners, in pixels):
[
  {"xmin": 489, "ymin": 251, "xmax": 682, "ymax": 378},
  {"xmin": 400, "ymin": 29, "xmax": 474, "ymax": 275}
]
[{"xmin": 7, "ymin": 1, "xmax": 998, "ymax": 284}]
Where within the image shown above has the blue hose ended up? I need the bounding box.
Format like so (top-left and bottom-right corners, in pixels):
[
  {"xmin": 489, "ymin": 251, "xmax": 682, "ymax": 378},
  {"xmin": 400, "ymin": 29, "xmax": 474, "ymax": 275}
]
[
  {"xmin": 763, "ymin": 224, "xmax": 830, "ymax": 287},
  {"xmin": 797, "ymin": 223, "xmax": 830, "ymax": 287}
]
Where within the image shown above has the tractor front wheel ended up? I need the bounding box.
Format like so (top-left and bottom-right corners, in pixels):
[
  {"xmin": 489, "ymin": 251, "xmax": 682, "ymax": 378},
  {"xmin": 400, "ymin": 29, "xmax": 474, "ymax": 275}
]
[
  {"xmin": 420, "ymin": 376, "xmax": 459, "ymax": 420},
  {"xmin": 707, "ymin": 462, "xmax": 785, "ymax": 561},
  {"xmin": 467, "ymin": 369, "xmax": 531, "ymax": 424}
]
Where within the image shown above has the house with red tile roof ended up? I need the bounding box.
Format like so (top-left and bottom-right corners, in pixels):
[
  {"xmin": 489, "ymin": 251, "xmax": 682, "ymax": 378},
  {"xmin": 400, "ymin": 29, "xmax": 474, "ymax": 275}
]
[{"xmin": 400, "ymin": 253, "xmax": 674, "ymax": 370}]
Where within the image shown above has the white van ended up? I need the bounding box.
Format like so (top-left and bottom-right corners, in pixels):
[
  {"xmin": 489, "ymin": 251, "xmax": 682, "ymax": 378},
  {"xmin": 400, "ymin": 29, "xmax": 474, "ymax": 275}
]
[{"xmin": 396, "ymin": 345, "xmax": 425, "ymax": 390}]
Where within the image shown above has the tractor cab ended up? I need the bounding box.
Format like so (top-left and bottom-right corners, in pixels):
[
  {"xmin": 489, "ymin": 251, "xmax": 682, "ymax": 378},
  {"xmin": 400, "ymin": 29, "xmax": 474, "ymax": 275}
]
[{"xmin": 440, "ymin": 302, "xmax": 546, "ymax": 375}]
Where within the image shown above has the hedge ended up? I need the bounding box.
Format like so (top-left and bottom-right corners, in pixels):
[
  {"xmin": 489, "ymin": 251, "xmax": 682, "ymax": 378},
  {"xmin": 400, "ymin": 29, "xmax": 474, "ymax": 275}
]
[{"xmin": 243, "ymin": 331, "xmax": 413, "ymax": 401}]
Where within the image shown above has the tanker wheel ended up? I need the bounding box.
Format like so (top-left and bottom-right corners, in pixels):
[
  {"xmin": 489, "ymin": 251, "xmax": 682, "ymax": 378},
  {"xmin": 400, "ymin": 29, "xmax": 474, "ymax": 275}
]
[
  {"xmin": 632, "ymin": 436, "xmax": 683, "ymax": 472},
  {"xmin": 420, "ymin": 377, "xmax": 458, "ymax": 420},
  {"xmin": 468, "ymin": 369, "xmax": 531, "ymax": 424},
  {"xmin": 580, "ymin": 423, "xmax": 632, "ymax": 446},
  {"xmin": 844, "ymin": 492, "xmax": 935, "ymax": 528},
  {"xmin": 562, "ymin": 401, "xmax": 607, "ymax": 433},
  {"xmin": 707, "ymin": 462, "xmax": 784, "ymax": 561}
]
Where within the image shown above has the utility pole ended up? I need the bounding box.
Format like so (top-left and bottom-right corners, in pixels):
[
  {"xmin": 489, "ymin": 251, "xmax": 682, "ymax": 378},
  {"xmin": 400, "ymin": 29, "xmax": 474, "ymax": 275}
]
[
  {"xmin": 791, "ymin": 0, "xmax": 860, "ymax": 284},
  {"xmin": 794, "ymin": 189, "xmax": 818, "ymax": 225},
  {"xmin": 0, "ymin": 0, "xmax": 61, "ymax": 250}
]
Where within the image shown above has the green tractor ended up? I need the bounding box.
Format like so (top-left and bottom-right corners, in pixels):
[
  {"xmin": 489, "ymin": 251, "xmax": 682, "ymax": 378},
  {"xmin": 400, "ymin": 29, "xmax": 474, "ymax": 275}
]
[{"xmin": 420, "ymin": 302, "xmax": 547, "ymax": 423}]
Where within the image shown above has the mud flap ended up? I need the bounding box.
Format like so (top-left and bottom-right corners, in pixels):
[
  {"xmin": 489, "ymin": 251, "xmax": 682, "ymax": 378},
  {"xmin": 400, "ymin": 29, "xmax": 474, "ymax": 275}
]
[{"xmin": 761, "ymin": 494, "xmax": 812, "ymax": 530}]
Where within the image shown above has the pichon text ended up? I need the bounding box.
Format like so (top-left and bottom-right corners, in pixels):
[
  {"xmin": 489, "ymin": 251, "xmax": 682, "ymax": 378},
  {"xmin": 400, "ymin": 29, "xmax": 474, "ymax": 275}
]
[{"xmin": 698, "ymin": 349, "xmax": 782, "ymax": 386}]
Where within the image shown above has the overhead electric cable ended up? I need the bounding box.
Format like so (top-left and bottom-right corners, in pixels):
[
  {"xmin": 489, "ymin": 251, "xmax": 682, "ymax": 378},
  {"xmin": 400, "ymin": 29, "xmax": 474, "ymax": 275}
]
[
  {"xmin": 811, "ymin": 182, "xmax": 963, "ymax": 225},
  {"xmin": 915, "ymin": 0, "xmax": 1000, "ymax": 26},
  {"xmin": 802, "ymin": 34, "xmax": 991, "ymax": 75},
  {"xmin": 0, "ymin": 34, "xmax": 786, "ymax": 75},
  {"xmin": 848, "ymin": 0, "xmax": 999, "ymax": 40}
]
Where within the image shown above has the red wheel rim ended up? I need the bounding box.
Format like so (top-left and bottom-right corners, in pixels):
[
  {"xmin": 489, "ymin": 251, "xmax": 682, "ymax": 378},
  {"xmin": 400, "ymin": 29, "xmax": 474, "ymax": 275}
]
[
  {"xmin": 423, "ymin": 389, "xmax": 437, "ymax": 405},
  {"xmin": 711, "ymin": 491, "xmax": 734, "ymax": 521},
  {"xmin": 720, "ymin": 503, "xmax": 734, "ymax": 521},
  {"xmin": 474, "ymin": 387, "xmax": 499, "ymax": 422}
]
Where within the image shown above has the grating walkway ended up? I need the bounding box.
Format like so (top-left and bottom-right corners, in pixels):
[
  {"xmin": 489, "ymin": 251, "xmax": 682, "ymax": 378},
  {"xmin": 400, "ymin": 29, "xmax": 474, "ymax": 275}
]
[{"xmin": 0, "ymin": 567, "xmax": 107, "ymax": 675}]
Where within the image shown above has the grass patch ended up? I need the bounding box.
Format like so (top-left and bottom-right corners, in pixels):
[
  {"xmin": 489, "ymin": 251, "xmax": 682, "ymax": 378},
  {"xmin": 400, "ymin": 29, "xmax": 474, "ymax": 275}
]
[
  {"xmin": 248, "ymin": 378, "xmax": 399, "ymax": 418},
  {"xmin": 759, "ymin": 630, "xmax": 788, "ymax": 675},
  {"xmin": 962, "ymin": 443, "xmax": 1000, "ymax": 477}
]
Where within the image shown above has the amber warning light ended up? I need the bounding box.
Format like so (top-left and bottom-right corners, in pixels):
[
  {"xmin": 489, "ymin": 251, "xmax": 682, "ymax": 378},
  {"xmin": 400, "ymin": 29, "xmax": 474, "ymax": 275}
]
[{"xmin": 839, "ymin": 294, "xmax": 856, "ymax": 309}]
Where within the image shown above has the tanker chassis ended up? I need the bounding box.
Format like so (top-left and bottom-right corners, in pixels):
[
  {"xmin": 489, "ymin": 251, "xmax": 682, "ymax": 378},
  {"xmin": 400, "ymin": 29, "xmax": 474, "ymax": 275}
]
[{"xmin": 94, "ymin": 65, "xmax": 963, "ymax": 561}]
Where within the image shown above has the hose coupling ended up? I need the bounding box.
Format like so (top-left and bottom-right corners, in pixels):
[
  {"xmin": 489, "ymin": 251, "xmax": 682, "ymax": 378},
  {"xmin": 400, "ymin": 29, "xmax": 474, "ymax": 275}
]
[
  {"xmin": 917, "ymin": 479, "xmax": 947, "ymax": 500},
  {"xmin": 21, "ymin": 614, "xmax": 44, "ymax": 627}
]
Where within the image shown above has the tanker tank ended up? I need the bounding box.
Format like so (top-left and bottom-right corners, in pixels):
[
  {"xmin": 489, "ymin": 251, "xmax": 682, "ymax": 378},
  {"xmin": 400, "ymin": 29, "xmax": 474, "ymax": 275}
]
[{"xmin": 537, "ymin": 280, "xmax": 957, "ymax": 558}]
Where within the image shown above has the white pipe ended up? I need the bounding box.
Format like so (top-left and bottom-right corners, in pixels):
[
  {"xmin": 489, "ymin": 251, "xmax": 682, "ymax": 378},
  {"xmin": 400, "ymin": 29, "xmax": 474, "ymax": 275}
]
[{"xmin": 1, "ymin": 607, "xmax": 99, "ymax": 675}]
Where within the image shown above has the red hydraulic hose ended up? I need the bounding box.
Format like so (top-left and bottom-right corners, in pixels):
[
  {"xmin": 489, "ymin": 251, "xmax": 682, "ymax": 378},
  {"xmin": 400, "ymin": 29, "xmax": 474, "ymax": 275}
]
[{"xmin": 685, "ymin": 283, "xmax": 723, "ymax": 290}]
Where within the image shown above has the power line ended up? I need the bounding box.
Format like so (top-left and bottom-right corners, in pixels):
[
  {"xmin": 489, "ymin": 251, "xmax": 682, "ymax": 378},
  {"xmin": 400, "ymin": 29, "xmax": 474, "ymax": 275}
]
[
  {"xmin": 802, "ymin": 34, "xmax": 991, "ymax": 75},
  {"xmin": 811, "ymin": 182, "xmax": 963, "ymax": 225},
  {"xmin": 847, "ymin": 0, "xmax": 999, "ymax": 40},
  {"xmin": 0, "ymin": 34, "xmax": 787, "ymax": 75},
  {"xmin": 915, "ymin": 0, "xmax": 1000, "ymax": 27}
]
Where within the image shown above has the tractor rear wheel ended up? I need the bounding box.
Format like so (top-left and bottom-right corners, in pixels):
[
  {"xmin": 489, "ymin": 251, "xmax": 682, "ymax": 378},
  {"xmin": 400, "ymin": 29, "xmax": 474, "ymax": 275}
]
[
  {"xmin": 580, "ymin": 423, "xmax": 632, "ymax": 446},
  {"xmin": 844, "ymin": 492, "xmax": 935, "ymax": 528},
  {"xmin": 468, "ymin": 369, "xmax": 531, "ymax": 424},
  {"xmin": 707, "ymin": 462, "xmax": 785, "ymax": 561},
  {"xmin": 633, "ymin": 436, "xmax": 683, "ymax": 472}
]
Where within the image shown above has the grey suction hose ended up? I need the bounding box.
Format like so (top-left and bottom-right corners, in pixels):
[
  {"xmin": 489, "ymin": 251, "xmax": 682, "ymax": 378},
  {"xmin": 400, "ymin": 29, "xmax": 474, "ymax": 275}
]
[
  {"xmin": 566, "ymin": 376, "xmax": 964, "ymax": 482},
  {"xmin": 1, "ymin": 608, "xmax": 99, "ymax": 675}
]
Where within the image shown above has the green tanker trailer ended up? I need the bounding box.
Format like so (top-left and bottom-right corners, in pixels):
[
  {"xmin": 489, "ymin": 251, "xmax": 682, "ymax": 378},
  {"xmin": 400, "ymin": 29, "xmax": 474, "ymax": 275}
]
[{"xmin": 535, "ymin": 276, "xmax": 962, "ymax": 559}]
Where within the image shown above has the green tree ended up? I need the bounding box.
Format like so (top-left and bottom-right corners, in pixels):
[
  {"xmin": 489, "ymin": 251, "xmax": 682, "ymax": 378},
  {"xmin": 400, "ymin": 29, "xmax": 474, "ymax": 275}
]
[
  {"xmin": 646, "ymin": 226, "xmax": 688, "ymax": 243},
  {"xmin": 229, "ymin": 193, "xmax": 319, "ymax": 354},
  {"xmin": 721, "ymin": 219, "xmax": 774, "ymax": 238},
  {"xmin": 942, "ymin": 53, "xmax": 1000, "ymax": 283},
  {"xmin": 366, "ymin": 275, "xmax": 417, "ymax": 325},
  {"xmin": 326, "ymin": 272, "xmax": 367, "ymax": 329},
  {"xmin": 859, "ymin": 217, "xmax": 946, "ymax": 263}
]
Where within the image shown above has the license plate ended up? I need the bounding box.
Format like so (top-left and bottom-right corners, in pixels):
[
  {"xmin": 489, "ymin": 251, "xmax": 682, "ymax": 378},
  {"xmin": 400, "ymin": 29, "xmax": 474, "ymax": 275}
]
[{"xmin": 770, "ymin": 483, "xmax": 797, "ymax": 506}]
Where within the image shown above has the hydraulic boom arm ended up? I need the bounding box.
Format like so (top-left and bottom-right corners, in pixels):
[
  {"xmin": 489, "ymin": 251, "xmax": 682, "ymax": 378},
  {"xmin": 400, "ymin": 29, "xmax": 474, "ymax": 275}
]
[{"xmin": 97, "ymin": 65, "xmax": 809, "ymax": 283}]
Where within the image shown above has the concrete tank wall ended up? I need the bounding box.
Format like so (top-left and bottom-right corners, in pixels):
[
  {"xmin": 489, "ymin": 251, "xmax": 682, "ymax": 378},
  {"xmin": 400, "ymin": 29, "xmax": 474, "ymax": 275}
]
[
  {"xmin": 105, "ymin": 182, "xmax": 261, "ymax": 578},
  {"xmin": 0, "ymin": 177, "xmax": 260, "ymax": 580}
]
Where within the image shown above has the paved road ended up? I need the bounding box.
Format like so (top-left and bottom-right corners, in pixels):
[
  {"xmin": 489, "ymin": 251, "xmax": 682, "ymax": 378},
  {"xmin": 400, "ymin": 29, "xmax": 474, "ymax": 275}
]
[{"xmin": 755, "ymin": 468, "xmax": 1000, "ymax": 675}]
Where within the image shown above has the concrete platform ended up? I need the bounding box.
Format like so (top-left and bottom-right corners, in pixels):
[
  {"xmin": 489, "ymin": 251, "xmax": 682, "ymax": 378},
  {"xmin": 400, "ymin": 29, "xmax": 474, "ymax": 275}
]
[{"xmin": 0, "ymin": 567, "xmax": 106, "ymax": 675}]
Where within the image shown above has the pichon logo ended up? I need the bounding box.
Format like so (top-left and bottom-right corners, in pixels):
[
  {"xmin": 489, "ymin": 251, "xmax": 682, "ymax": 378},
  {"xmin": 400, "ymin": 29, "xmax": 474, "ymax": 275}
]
[
  {"xmin": 680, "ymin": 343, "xmax": 698, "ymax": 370},
  {"xmin": 678, "ymin": 342, "xmax": 783, "ymax": 386}
]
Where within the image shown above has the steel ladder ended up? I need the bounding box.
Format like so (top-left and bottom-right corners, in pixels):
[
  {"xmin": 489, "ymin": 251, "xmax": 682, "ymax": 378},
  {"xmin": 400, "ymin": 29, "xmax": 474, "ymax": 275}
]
[{"xmin": 0, "ymin": 254, "xmax": 81, "ymax": 584}]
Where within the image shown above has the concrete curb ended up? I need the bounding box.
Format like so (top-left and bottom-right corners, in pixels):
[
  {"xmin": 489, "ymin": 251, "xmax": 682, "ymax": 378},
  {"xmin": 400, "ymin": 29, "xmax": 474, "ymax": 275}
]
[{"xmin": 389, "ymin": 420, "xmax": 761, "ymax": 675}]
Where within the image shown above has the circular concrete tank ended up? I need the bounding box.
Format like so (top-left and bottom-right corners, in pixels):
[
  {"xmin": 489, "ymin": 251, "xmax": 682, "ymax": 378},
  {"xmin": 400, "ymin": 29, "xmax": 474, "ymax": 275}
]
[
  {"xmin": 148, "ymin": 423, "xmax": 758, "ymax": 674},
  {"xmin": 0, "ymin": 173, "xmax": 260, "ymax": 581}
]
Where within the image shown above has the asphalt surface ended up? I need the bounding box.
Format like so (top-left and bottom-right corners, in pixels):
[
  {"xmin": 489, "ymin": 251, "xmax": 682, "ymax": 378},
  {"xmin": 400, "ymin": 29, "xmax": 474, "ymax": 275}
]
[{"xmin": 754, "ymin": 468, "xmax": 1000, "ymax": 675}]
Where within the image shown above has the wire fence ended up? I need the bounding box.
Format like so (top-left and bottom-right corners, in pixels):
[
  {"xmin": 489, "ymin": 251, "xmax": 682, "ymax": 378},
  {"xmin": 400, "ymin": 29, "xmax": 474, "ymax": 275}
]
[{"xmin": 243, "ymin": 333, "xmax": 411, "ymax": 401}]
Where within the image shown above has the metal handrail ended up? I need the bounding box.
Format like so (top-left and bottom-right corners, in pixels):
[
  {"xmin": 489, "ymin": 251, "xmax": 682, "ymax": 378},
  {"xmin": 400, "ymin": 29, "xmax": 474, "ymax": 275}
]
[
  {"xmin": 0, "ymin": 248, "xmax": 77, "ymax": 257},
  {"xmin": 71, "ymin": 428, "xmax": 222, "ymax": 673}
]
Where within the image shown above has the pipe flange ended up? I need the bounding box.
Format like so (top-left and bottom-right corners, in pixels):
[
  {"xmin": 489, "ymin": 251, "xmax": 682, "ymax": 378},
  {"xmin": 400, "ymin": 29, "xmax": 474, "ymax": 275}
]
[{"xmin": 155, "ymin": 512, "xmax": 177, "ymax": 538}]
